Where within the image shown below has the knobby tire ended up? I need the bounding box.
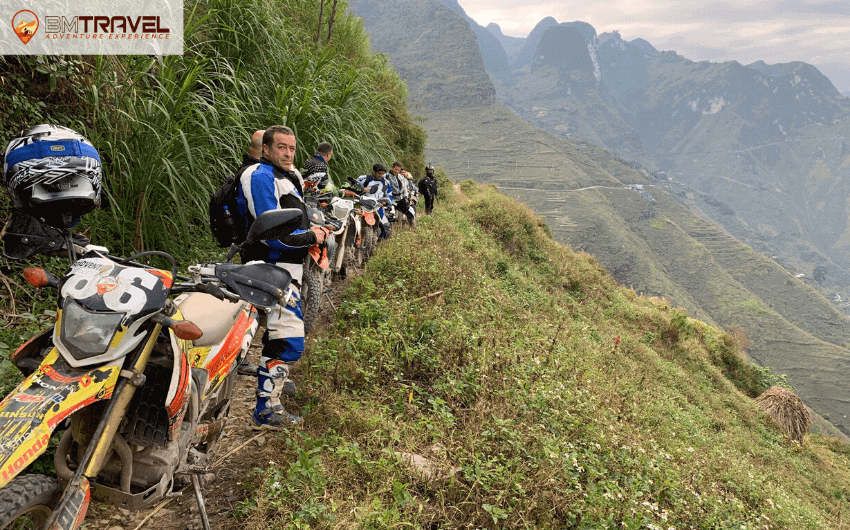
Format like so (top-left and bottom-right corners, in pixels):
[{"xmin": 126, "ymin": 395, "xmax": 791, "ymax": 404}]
[
  {"xmin": 302, "ymin": 264, "xmax": 323, "ymax": 336},
  {"xmin": 0, "ymin": 474, "xmax": 61, "ymax": 530}
]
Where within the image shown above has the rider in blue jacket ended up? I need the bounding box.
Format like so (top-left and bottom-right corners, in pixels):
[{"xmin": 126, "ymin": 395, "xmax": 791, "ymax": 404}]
[{"xmin": 237, "ymin": 125, "xmax": 328, "ymax": 428}]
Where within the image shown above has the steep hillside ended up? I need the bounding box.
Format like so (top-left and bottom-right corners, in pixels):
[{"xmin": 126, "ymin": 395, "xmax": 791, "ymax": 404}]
[
  {"xmin": 422, "ymin": 102, "xmax": 850, "ymax": 436},
  {"xmin": 350, "ymin": 0, "xmax": 495, "ymax": 111},
  {"xmin": 485, "ymin": 22, "xmax": 523, "ymax": 65},
  {"xmin": 82, "ymin": 177, "xmax": 850, "ymax": 529},
  {"xmin": 427, "ymin": 0, "xmax": 513, "ymax": 82},
  {"xmin": 496, "ymin": 22, "xmax": 850, "ymax": 313},
  {"xmin": 499, "ymin": 25, "xmax": 653, "ymax": 167}
]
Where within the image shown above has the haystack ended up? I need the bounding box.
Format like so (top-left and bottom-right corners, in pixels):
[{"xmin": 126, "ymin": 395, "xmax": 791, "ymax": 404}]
[{"xmin": 755, "ymin": 386, "xmax": 812, "ymax": 443}]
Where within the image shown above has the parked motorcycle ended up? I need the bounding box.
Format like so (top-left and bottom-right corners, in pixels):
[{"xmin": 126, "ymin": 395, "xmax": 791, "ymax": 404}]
[
  {"xmin": 302, "ymin": 200, "xmax": 340, "ymax": 336},
  {"xmin": 0, "ymin": 209, "xmax": 303, "ymax": 530},
  {"xmin": 324, "ymin": 194, "xmax": 359, "ymax": 280},
  {"xmin": 360, "ymin": 182, "xmax": 392, "ymax": 242}
]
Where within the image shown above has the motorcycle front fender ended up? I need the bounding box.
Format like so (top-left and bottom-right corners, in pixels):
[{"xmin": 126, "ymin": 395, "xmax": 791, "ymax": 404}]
[
  {"xmin": 363, "ymin": 211, "xmax": 376, "ymax": 226},
  {"xmin": 308, "ymin": 244, "xmax": 330, "ymax": 270},
  {"xmin": 0, "ymin": 348, "xmax": 121, "ymax": 488}
]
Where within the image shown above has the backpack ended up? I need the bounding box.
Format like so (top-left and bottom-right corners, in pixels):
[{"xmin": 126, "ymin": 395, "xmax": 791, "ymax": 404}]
[{"xmin": 209, "ymin": 173, "xmax": 248, "ymax": 248}]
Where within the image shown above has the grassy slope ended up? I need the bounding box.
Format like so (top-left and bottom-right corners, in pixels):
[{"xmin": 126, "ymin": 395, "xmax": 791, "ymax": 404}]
[
  {"xmin": 240, "ymin": 179, "xmax": 850, "ymax": 529},
  {"xmin": 421, "ymin": 102, "xmax": 850, "ymax": 437}
]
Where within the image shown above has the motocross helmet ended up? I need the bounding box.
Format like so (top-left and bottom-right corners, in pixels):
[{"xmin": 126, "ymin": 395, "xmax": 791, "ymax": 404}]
[
  {"xmin": 425, "ymin": 163, "xmax": 434, "ymax": 175},
  {"xmin": 317, "ymin": 175, "xmax": 336, "ymax": 195},
  {"xmin": 4, "ymin": 124, "xmax": 102, "ymax": 228}
]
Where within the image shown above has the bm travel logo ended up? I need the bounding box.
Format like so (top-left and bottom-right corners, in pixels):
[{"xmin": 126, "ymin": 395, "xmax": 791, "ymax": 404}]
[
  {"xmin": 12, "ymin": 10, "xmax": 38, "ymax": 45},
  {"xmin": 2, "ymin": 1, "xmax": 183, "ymax": 55}
]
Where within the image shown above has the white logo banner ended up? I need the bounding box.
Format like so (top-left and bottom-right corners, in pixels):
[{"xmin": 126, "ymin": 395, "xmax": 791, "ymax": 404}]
[{"xmin": 1, "ymin": 0, "xmax": 183, "ymax": 55}]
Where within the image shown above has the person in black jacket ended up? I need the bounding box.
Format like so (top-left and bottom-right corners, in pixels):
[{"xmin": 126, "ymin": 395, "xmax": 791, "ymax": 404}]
[
  {"xmin": 418, "ymin": 163, "xmax": 438, "ymax": 215},
  {"xmin": 301, "ymin": 141, "xmax": 333, "ymax": 180},
  {"xmin": 238, "ymin": 125, "xmax": 329, "ymax": 429}
]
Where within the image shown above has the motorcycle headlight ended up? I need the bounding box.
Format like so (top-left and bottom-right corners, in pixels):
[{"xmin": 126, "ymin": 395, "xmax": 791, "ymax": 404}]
[{"xmin": 60, "ymin": 300, "xmax": 124, "ymax": 360}]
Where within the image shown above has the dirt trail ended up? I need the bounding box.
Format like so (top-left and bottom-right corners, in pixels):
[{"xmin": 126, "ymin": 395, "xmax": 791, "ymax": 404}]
[{"xmin": 83, "ymin": 275, "xmax": 352, "ymax": 530}]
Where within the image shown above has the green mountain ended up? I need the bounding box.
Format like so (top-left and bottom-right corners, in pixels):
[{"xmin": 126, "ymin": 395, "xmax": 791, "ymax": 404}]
[
  {"xmin": 350, "ymin": 0, "xmax": 494, "ymax": 111},
  {"xmin": 484, "ymin": 22, "xmax": 523, "ymax": 66},
  {"xmin": 348, "ymin": 0, "xmax": 850, "ymax": 436}
]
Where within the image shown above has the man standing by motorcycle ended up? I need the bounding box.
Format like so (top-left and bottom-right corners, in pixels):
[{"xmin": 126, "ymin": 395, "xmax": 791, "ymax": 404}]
[
  {"xmin": 363, "ymin": 163, "xmax": 394, "ymax": 239},
  {"xmin": 387, "ymin": 162, "xmax": 415, "ymax": 227},
  {"xmin": 419, "ymin": 163, "xmax": 438, "ymax": 215},
  {"xmin": 239, "ymin": 125, "xmax": 329, "ymax": 428},
  {"xmin": 301, "ymin": 141, "xmax": 333, "ymax": 180}
]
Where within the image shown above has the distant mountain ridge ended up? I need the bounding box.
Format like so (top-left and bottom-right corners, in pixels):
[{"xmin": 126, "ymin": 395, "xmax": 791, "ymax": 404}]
[{"xmin": 493, "ymin": 19, "xmax": 850, "ymax": 309}]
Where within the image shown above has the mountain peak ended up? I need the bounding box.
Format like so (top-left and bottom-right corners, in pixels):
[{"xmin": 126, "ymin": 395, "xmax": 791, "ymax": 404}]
[
  {"xmin": 532, "ymin": 25, "xmax": 596, "ymax": 75},
  {"xmin": 534, "ymin": 16, "xmax": 559, "ymax": 29},
  {"xmin": 560, "ymin": 20, "xmax": 597, "ymax": 43},
  {"xmin": 629, "ymin": 38, "xmax": 657, "ymax": 54},
  {"xmin": 746, "ymin": 60, "xmax": 840, "ymax": 94},
  {"xmin": 486, "ymin": 22, "xmax": 503, "ymax": 36}
]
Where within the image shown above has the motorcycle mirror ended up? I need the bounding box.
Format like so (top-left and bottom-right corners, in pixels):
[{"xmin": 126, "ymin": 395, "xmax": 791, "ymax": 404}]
[
  {"xmin": 226, "ymin": 209, "xmax": 305, "ymax": 262},
  {"xmin": 245, "ymin": 209, "xmax": 304, "ymax": 245},
  {"xmin": 171, "ymin": 321, "xmax": 204, "ymax": 341}
]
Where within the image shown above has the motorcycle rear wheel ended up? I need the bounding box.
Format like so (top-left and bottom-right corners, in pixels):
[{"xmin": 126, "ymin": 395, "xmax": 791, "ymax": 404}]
[{"xmin": 0, "ymin": 475, "xmax": 61, "ymax": 530}]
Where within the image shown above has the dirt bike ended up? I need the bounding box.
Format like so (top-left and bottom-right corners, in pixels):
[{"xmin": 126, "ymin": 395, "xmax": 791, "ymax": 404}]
[
  {"xmin": 320, "ymin": 193, "xmax": 359, "ymax": 281},
  {"xmin": 302, "ymin": 200, "xmax": 341, "ymax": 336},
  {"xmin": 399, "ymin": 190, "xmax": 418, "ymax": 229},
  {"xmin": 359, "ymin": 182, "xmax": 392, "ymax": 246},
  {"xmin": 0, "ymin": 209, "xmax": 303, "ymax": 530},
  {"xmin": 353, "ymin": 193, "xmax": 379, "ymax": 261}
]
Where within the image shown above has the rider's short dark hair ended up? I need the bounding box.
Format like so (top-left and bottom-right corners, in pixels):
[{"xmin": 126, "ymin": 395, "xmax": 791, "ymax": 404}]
[
  {"xmin": 263, "ymin": 125, "xmax": 295, "ymax": 146},
  {"xmin": 316, "ymin": 142, "xmax": 333, "ymax": 156}
]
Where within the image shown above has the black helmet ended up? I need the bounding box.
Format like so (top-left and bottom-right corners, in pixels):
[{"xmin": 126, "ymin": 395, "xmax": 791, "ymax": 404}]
[
  {"xmin": 425, "ymin": 163, "xmax": 434, "ymax": 174},
  {"xmin": 373, "ymin": 163, "xmax": 386, "ymax": 174}
]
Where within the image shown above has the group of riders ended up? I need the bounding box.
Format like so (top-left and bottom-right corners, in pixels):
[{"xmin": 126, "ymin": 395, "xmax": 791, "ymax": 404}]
[{"xmin": 228, "ymin": 126, "xmax": 438, "ymax": 428}]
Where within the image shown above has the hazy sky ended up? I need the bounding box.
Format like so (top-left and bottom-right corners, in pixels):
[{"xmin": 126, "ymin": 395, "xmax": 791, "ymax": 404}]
[{"xmin": 460, "ymin": 0, "xmax": 850, "ymax": 93}]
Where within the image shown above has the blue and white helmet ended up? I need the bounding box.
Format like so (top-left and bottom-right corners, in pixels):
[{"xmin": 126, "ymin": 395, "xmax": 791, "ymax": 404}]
[{"xmin": 4, "ymin": 125, "xmax": 102, "ymax": 227}]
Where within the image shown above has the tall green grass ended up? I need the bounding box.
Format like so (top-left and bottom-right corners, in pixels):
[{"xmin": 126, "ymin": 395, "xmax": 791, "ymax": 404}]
[{"xmin": 74, "ymin": 0, "xmax": 423, "ymax": 258}]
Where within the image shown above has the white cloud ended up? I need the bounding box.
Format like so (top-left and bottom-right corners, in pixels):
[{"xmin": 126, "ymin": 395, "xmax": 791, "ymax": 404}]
[
  {"xmin": 739, "ymin": 23, "xmax": 786, "ymax": 38},
  {"xmin": 815, "ymin": 26, "xmax": 850, "ymax": 33}
]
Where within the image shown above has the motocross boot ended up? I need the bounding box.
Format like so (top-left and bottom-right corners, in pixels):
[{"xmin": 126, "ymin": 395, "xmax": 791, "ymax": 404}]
[
  {"xmin": 261, "ymin": 335, "xmax": 299, "ymax": 396},
  {"xmin": 252, "ymin": 359, "xmax": 302, "ymax": 429}
]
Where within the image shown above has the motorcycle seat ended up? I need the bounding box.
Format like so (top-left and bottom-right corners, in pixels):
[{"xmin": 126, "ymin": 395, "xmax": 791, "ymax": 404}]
[{"xmin": 176, "ymin": 293, "xmax": 246, "ymax": 347}]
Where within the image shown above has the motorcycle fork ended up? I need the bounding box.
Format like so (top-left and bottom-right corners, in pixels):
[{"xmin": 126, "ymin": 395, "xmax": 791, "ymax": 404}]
[
  {"xmin": 335, "ymin": 223, "xmax": 350, "ymax": 271},
  {"xmin": 46, "ymin": 324, "xmax": 162, "ymax": 530}
]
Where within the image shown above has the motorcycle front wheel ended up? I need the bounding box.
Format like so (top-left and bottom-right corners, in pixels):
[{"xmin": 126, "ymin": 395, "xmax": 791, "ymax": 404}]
[
  {"xmin": 302, "ymin": 263, "xmax": 323, "ymax": 336},
  {"xmin": 0, "ymin": 475, "xmax": 61, "ymax": 530},
  {"xmin": 362, "ymin": 225, "xmax": 377, "ymax": 258}
]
